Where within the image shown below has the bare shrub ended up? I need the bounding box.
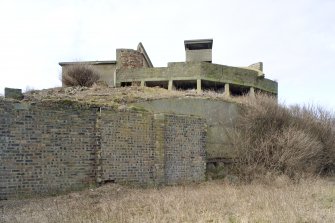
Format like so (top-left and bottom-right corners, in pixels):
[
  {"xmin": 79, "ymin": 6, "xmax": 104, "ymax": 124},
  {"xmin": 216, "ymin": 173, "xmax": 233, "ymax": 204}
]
[
  {"xmin": 62, "ymin": 63, "xmax": 100, "ymax": 87},
  {"xmin": 229, "ymin": 94, "xmax": 335, "ymax": 181}
]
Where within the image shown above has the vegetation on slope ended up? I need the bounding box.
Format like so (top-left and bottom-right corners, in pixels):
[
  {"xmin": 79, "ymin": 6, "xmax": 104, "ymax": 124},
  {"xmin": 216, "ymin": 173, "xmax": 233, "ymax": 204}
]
[
  {"xmin": 2, "ymin": 88, "xmax": 335, "ymax": 222},
  {"xmin": 1, "ymin": 178, "xmax": 334, "ymax": 223},
  {"xmin": 22, "ymin": 85, "xmax": 235, "ymax": 107},
  {"xmin": 230, "ymin": 94, "xmax": 335, "ymax": 181}
]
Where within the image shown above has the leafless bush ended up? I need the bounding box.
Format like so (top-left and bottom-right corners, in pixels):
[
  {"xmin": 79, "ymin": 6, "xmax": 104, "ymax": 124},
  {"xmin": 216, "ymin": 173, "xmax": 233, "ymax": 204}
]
[
  {"xmin": 229, "ymin": 94, "xmax": 335, "ymax": 181},
  {"xmin": 61, "ymin": 63, "xmax": 100, "ymax": 87}
]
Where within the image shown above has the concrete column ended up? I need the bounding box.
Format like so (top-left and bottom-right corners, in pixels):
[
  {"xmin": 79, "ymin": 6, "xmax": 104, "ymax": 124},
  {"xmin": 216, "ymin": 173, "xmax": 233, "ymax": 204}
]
[
  {"xmin": 250, "ymin": 87, "xmax": 255, "ymax": 97},
  {"xmin": 197, "ymin": 79, "xmax": 202, "ymax": 94},
  {"xmin": 224, "ymin": 83, "xmax": 230, "ymax": 96},
  {"xmin": 168, "ymin": 80, "xmax": 173, "ymax": 91},
  {"xmin": 141, "ymin": 81, "xmax": 145, "ymax": 87}
]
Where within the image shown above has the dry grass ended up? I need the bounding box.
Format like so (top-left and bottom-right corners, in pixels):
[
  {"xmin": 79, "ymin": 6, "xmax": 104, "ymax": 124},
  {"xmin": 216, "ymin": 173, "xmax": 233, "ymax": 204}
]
[
  {"xmin": 229, "ymin": 94, "xmax": 335, "ymax": 180},
  {"xmin": 1, "ymin": 177, "xmax": 334, "ymax": 223},
  {"xmin": 21, "ymin": 86, "xmax": 235, "ymax": 108}
]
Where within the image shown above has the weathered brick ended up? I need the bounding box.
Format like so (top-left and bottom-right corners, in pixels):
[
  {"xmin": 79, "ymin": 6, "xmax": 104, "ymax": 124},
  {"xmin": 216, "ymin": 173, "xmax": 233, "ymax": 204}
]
[{"xmin": 0, "ymin": 99, "xmax": 207, "ymax": 200}]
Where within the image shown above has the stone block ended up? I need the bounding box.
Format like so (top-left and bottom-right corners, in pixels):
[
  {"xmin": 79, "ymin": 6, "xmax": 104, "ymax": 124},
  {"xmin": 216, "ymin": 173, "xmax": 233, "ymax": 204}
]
[{"xmin": 4, "ymin": 88, "xmax": 23, "ymax": 100}]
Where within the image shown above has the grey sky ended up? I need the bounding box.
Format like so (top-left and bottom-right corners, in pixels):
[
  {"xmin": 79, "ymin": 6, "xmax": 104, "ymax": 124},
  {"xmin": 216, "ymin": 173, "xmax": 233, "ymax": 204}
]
[{"xmin": 1, "ymin": 0, "xmax": 334, "ymax": 110}]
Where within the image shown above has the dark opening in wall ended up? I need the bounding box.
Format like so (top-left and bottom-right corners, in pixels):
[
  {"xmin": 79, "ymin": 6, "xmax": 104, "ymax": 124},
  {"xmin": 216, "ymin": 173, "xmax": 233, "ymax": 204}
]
[
  {"xmin": 173, "ymin": 80, "xmax": 197, "ymax": 90},
  {"xmin": 121, "ymin": 82, "xmax": 132, "ymax": 87},
  {"xmin": 201, "ymin": 80, "xmax": 225, "ymax": 93},
  {"xmin": 230, "ymin": 84, "xmax": 250, "ymax": 96},
  {"xmin": 145, "ymin": 81, "xmax": 168, "ymax": 89}
]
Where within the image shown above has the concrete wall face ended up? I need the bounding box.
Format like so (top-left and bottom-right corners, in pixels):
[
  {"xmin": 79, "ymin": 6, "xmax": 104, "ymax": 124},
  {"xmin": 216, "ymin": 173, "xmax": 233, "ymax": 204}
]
[
  {"xmin": 116, "ymin": 62, "xmax": 277, "ymax": 94},
  {"xmin": 61, "ymin": 64, "xmax": 117, "ymax": 86},
  {"xmin": 186, "ymin": 49, "xmax": 212, "ymax": 62},
  {"xmin": 132, "ymin": 98, "xmax": 239, "ymax": 159},
  {"xmin": 0, "ymin": 100, "xmax": 206, "ymax": 200},
  {"xmin": 116, "ymin": 62, "xmax": 202, "ymax": 84},
  {"xmin": 94, "ymin": 64, "xmax": 117, "ymax": 86}
]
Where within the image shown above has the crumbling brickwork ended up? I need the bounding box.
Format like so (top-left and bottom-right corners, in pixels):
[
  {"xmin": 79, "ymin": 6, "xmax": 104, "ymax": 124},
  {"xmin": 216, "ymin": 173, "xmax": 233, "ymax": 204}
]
[{"xmin": 116, "ymin": 49, "xmax": 148, "ymax": 69}]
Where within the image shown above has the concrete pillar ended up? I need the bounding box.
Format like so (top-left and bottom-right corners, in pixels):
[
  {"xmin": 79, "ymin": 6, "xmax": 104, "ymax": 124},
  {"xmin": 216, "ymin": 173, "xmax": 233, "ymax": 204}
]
[
  {"xmin": 141, "ymin": 81, "xmax": 145, "ymax": 87},
  {"xmin": 168, "ymin": 80, "xmax": 173, "ymax": 91},
  {"xmin": 197, "ymin": 79, "xmax": 202, "ymax": 94},
  {"xmin": 250, "ymin": 87, "xmax": 255, "ymax": 97},
  {"xmin": 224, "ymin": 83, "xmax": 230, "ymax": 96}
]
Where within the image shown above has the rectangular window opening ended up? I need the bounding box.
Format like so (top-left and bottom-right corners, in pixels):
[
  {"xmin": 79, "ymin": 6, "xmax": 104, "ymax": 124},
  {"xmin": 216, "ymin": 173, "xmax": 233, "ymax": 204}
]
[
  {"xmin": 230, "ymin": 84, "xmax": 250, "ymax": 96},
  {"xmin": 201, "ymin": 80, "xmax": 225, "ymax": 93},
  {"xmin": 121, "ymin": 82, "xmax": 132, "ymax": 87},
  {"xmin": 145, "ymin": 81, "xmax": 169, "ymax": 89},
  {"xmin": 173, "ymin": 80, "xmax": 197, "ymax": 91}
]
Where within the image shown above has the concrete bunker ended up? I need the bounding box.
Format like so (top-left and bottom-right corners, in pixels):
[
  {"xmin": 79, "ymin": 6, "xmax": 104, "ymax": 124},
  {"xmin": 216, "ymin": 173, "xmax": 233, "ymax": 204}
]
[{"xmin": 59, "ymin": 38, "xmax": 278, "ymax": 96}]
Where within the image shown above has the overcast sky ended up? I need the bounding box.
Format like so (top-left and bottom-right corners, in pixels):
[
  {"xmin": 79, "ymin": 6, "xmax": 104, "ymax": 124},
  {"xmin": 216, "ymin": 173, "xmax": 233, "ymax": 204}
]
[{"xmin": 0, "ymin": 0, "xmax": 334, "ymax": 110}]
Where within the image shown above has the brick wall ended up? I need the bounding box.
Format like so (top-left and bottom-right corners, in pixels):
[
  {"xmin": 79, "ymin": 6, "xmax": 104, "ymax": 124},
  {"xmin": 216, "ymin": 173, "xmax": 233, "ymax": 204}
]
[
  {"xmin": 99, "ymin": 111, "xmax": 156, "ymax": 184},
  {"xmin": 0, "ymin": 100, "xmax": 97, "ymax": 200},
  {"xmin": 0, "ymin": 100, "xmax": 206, "ymax": 200},
  {"xmin": 98, "ymin": 111, "xmax": 206, "ymax": 185},
  {"xmin": 164, "ymin": 115, "xmax": 206, "ymax": 184}
]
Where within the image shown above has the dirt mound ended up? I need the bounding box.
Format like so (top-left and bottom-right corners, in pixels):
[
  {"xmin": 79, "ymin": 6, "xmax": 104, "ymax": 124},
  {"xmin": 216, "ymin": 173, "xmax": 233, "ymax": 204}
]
[{"xmin": 21, "ymin": 85, "xmax": 233, "ymax": 107}]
